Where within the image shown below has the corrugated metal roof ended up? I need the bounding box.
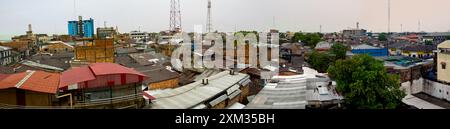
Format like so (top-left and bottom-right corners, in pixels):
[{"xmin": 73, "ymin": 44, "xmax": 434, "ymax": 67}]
[
  {"xmin": 438, "ymin": 40, "xmax": 450, "ymax": 49},
  {"xmin": 352, "ymin": 44, "xmax": 381, "ymax": 50},
  {"xmin": 246, "ymin": 67, "xmax": 341, "ymax": 109},
  {"xmin": 59, "ymin": 66, "xmax": 96, "ymax": 88},
  {"xmin": 0, "ymin": 45, "xmax": 12, "ymax": 51},
  {"xmin": 227, "ymin": 102, "xmax": 245, "ymax": 109},
  {"xmin": 0, "ymin": 71, "xmax": 60, "ymax": 94},
  {"xmin": 148, "ymin": 71, "xmax": 250, "ymax": 109},
  {"xmin": 21, "ymin": 60, "xmax": 65, "ymax": 71},
  {"xmin": 59, "ymin": 63, "xmax": 147, "ymax": 90},
  {"xmin": 89, "ymin": 63, "xmax": 147, "ymax": 77},
  {"xmin": 209, "ymin": 94, "xmax": 228, "ymax": 107}
]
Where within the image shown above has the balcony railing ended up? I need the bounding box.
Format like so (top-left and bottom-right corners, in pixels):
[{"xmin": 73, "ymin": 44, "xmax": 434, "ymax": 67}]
[{"xmin": 0, "ymin": 93, "xmax": 144, "ymax": 109}]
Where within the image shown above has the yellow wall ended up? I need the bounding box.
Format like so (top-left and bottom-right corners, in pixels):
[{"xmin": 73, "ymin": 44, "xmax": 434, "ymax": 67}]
[
  {"xmin": 0, "ymin": 89, "xmax": 53, "ymax": 106},
  {"xmin": 75, "ymin": 46, "xmax": 115, "ymax": 63},
  {"xmin": 0, "ymin": 89, "xmax": 17, "ymax": 105},
  {"xmin": 149, "ymin": 79, "xmax": 179, "ymax": 90},
  {"xmin": 25, "ymin": 91, "xmax": 52, "ymax": 106},
  {"xmin": 75, "ymin": 39, "xmax": 115, "ymax": 63},
  {"xmin": 438, "ymin": 52, "xmax": 450, "ymax": 83},
  {"xmin": 41, "ymin": 43, "xmax": 74, "ymax": 53}
]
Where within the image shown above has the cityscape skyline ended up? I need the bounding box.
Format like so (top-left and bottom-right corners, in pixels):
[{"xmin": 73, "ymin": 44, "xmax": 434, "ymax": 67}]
[{"xmin": 1, "ymin": 0, "xmax": 450, "ymax": 40}]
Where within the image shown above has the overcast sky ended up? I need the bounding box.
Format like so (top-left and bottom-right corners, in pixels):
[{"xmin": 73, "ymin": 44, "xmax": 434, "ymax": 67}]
[{"xmin": 1, "ymin": 0, "xmax": 450, "ymax": 40}]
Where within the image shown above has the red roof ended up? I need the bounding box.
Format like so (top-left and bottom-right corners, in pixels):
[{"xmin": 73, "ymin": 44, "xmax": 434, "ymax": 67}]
[
  {"xmin": 89, "ymin": 63, "xmax": 146, "ymax": 77},
  {"xmin": 0, "ymin": 74, "xmax": 10, "ymax": 81},
  {"xmin": 0, "ymin": 71, "xmax": 60, "ymax": 94},
  {"xmin": 59, "ymin": 63, "xmax": 148, "ymax": 90},
  {"xmin": 59, "ymin": 66, "xmax": 96, "ymax": 88}
]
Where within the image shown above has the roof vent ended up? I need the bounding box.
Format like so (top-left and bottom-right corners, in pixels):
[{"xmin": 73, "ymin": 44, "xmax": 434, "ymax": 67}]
[
  {"xmin": 202, "ymin": 78, "xmax": 209, "ymax": 85},
  {"xmin": 229, "ymin": 70, "xmax": 236, "ymax": 75}
]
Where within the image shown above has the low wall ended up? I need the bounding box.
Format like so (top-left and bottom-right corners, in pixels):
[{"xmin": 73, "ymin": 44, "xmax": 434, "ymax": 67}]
[{"xmin": 423, "ymin": 79, "xmax": 450, "ymax": 102}]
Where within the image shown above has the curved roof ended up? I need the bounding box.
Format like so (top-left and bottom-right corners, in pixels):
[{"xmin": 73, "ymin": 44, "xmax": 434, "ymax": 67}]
[
  {"xmin": 59, "ymin": 63, "xmax": 147, "ymax": 89},
  {"xmin": 59, "ymin": 66, "xmax": 96, "ymax": 88},
  {"xmin": 352, "ymin": 44, "xmax": 381, "ymax": 50},
  {"xmin": 89, "ymin": 63, "xmax": 146, "ymax": 77}
]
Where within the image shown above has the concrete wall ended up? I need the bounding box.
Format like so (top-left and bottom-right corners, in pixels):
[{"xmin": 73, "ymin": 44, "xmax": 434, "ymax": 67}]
[
  {"xmin": 437, "ymin": 52, "xmax": 450, "ymax": 83},
  {"xmin": 423, "ymin": 79, "xmax": 450, "ymax": 101},
  {"xmin": 400, "ymin": 78, "xmax": 424, "ymax": 94}
]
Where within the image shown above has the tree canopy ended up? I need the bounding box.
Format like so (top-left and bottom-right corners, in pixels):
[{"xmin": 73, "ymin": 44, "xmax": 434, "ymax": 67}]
[
  {"xmin": 378, "ymin": 33, "xmax": 388, "ymax": 41},
  {"xmin": 291, "ymin": 32, "xmax": 322, "ymax": 47},
  {"xmin": 446, "ymin": 35, "xmax": 450, "ymax": 40},
  {"xmin": 327, "ymin": 54, "xmax": 406, "ymax": 109},
  {"xmin": 307, "ymin": 51, "xmax": 332, "ymax": 73},
  {"xmin": 330, "ymin": 43, "xmax": 347, "ymax": 60}
]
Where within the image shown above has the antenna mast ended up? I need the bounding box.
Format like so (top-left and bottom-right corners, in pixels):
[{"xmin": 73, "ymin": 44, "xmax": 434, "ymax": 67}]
[
  {"xmin": 206, "ymin": 0, "xmax": 213, "ymax": 33},
  {"xmin": 170, "ymin": 0, "xmax": 182, "ymax": 33}
]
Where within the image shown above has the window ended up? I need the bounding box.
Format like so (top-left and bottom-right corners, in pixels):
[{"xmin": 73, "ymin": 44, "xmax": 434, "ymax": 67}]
[{"xmin": 442, "ymin": 62, "xmax": 447, "ymax": 69}]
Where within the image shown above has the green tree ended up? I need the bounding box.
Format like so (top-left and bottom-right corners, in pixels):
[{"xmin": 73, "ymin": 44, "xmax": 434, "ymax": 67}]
[
  {"xmin": 446, "ymin": 35, "xmax": 450, "ymax": 40},
  {"xmin": 291, "ymin": 32, "xmax": 305, "ymax": 43},
  {"xmin": 327, "ymin": 54, "xmax": 406, "ymax": 109},
  {"xmin": 425, "ymin": 40, "xmax": 433, "ymax": 45},
  {"xmin": 292, "ymin": 32, "xmax": 322, "ymax": 47},
  {"xmin": 378, "ymin": 33, "xmax": 388, "ymax": 41},
  {"xmin": 304, "ymin": 33, "xmax": 322, "ymax": 47},
  {"xmin": 307, "ymin": 51, "xmax": 332, "ymax": 73},
  {"xmin": 331, "ymin": 43, "xmax": 347, "ymax": 60}
]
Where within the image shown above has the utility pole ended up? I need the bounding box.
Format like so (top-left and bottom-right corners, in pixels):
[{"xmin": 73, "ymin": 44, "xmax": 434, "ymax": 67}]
[
  {"xmin": 401, "ymin": 24, "xmax": 403, "ymax": 33},
  {"xmin": 388, "ymin": 0, "xmax": 391, "ymax": 34},
  {"xmin": 73, "ymin": 0, "xmax": 77, "ymax": 19},
  {"xmin": 320, "ymin": 25, "xmax": 322, "ymax": 33},
  {"xmin": 418, "ymin": 20, "xmax": 421, "ymax": 32},
  {"xmin": 272, "ymin": 16, "xmax": 276, "ymax": 29}
]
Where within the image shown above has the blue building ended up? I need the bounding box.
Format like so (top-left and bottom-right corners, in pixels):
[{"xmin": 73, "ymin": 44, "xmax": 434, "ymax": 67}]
[
  {"xmin": 68, "ymin": 16, "xmax": 94, "ymax": 38},
  {"xmin": 351, "ymin": 44, "xmax": 388, "ymax": 57}
]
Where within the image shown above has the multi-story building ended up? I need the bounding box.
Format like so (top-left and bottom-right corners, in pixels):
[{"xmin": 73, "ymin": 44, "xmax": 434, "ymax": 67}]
[
  {"xmin": 343, "ymin": 29, "xmax": 367, "ymax": 38},
  {"xmin": 73, "ymin": 39, "xmax": 115, "ymax": 64},
  {"xmin": 68, "ymin": 16, "xmax": 95, "ymax": 38},
  {"xmin": 437, "ymin": 40, "xmax": 450, "ymax": 83},
  {"xmin": 130, "ymin": 31, "xmax": 149, "ymax": 43},
  {"xmin": 59, "ymin": 63, "xmax": 148, "ymax": 109},
  {"xmin": 0, "ymin": 46, "xmax": 13, "ymax": 66},
  {"xmin": 0, "ymin": 41, "xmax": 32, "ymax": 60},
  {"xmin": 400, "ymin": 45, "xmax": 435, "ymax": 59},
  {"xmin": 35, "ymin": 34, "xmax": 49, "ymax": 44},
  {"xmin": 342, "ymin": 23, "xmax": 367, "ymax": 39},
  {"xmin": 423, "ymin": 32, "xmax": 450, "ymax": 44},
  {"xmin": 40, "ymin": 41, "xmax": 74, "ymax": 54},
  {"xmin": 97, "ymin": 27, "xmax": 116, "ymax": 39}
]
